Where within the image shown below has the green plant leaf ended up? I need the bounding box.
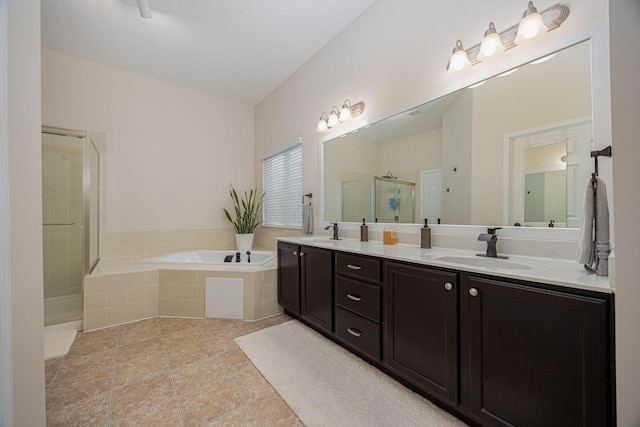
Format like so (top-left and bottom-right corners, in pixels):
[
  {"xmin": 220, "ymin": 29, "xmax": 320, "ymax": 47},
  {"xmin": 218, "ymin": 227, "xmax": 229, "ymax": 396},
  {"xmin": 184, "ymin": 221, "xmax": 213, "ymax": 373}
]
[{"xmin": 222, "ymin": 185, "xmax": 266, "ymax": 234}]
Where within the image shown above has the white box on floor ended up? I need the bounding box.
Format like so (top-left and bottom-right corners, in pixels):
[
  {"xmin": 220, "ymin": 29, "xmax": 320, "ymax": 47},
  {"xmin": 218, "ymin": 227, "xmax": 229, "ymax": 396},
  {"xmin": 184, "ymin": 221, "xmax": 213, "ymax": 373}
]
[{"xmin": 205, "ymin": 277, "xmax": 244, "ymax": 319}]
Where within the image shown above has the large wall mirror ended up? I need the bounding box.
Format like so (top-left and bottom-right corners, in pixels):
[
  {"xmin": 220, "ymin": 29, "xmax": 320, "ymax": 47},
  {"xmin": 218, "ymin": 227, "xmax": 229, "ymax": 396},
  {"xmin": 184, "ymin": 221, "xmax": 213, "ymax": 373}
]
[{"xmin": 322, "ymin": 40, "xmax": 594, "ymax": 229}]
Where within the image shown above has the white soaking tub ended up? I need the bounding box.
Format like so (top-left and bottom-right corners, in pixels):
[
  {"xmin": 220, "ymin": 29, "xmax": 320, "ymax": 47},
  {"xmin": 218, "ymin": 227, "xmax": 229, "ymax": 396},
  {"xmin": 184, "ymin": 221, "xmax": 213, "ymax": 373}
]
[{"xmin": 140, "ymin": 250, "xmax": 276, "ymax": 266}]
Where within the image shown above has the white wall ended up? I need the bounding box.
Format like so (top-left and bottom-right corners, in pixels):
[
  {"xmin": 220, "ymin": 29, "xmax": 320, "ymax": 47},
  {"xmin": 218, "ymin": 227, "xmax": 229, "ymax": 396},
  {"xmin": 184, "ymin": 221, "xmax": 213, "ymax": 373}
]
[
  {"xmin": 42, "ymin": 49, "xmax": 255, "ymax": 233},
  {"xmin": 5, "ymin": 0, "xmax": 46, "ymax": 425},
  {"xmin": 609, "ymin": 0, "xmax": 640, "ymax": 424}
]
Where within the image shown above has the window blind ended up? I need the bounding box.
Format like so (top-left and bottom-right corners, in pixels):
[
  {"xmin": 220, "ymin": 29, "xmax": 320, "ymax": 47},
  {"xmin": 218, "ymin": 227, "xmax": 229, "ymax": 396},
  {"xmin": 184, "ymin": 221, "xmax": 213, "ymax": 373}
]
[{"xmin": 262, "ymin": 140, "xmax": 302, "ymax": 227}]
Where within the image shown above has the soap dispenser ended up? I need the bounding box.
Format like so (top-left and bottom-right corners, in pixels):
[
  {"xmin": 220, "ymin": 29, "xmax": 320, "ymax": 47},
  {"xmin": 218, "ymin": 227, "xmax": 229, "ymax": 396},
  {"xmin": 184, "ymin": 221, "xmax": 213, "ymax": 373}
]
[
  {"xmin": 421, "ymin": 219, "xmax": 431, "ymax": 249},
  {"xmin": 360, "ymin": 218, "xmax": 369, "ymax": 242}
]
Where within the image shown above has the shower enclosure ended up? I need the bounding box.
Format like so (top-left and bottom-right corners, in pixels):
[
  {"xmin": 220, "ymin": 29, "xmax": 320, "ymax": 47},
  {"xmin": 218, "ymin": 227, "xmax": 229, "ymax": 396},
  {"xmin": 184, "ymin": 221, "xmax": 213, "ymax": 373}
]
[
  {"xmin": 341, "ymin": 176, "xmax": 415, "ymax": 223},
  {"xmin": 42, "ymin": 128, "xmax": 100, "ymax": 326}
]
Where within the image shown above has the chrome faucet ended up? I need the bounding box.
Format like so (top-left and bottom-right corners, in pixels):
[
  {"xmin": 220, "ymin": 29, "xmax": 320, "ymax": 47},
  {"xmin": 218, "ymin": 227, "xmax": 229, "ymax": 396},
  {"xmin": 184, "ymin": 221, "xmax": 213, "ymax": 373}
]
[
  {"xmin": 477, "ymin": 227, "xmax": 508, "ymax": 259},
  {"xmin": 324, "ymin": 222, "xmax": 340, "ymax": 240}
]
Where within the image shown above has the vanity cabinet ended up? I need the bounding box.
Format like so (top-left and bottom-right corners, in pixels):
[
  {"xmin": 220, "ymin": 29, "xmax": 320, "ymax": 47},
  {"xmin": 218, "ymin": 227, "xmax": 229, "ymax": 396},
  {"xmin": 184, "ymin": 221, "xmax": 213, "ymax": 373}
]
[
  {"xmin": 334, "ymin": 253, "xmax": 383, "ymax": 361},
  {"xmin": 463, "ymin": 275, "xmax": 612, "ymax": 427},
  {"xmin": 300, "ymin": 245, "xmax": 334, "ymax": 333},
  {"xmin": 277, "ymin": 242, "xmax": 300, "ymax": 314},
  {"xmin": 385, "ymin": 262, "xmax": 458, "ymax": 404}
]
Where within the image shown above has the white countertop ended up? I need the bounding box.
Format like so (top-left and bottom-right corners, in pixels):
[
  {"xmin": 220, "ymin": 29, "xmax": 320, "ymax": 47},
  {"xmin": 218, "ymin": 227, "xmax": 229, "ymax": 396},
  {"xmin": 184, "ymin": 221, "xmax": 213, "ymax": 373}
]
[{"xmin": 277, "ymin": 236, "xmax": 612, "ymax": 294}]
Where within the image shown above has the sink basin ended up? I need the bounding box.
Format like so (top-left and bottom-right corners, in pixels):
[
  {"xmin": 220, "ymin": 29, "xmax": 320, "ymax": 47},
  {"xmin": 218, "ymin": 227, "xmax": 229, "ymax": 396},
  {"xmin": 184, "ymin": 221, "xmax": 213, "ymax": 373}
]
[
  {"xmin": 436, "ymin": 255, "xmax": 531, "ymax": 270},
  {"xmin": 298, "ymin": 236, "xmax": 337, "ymax": 242}
]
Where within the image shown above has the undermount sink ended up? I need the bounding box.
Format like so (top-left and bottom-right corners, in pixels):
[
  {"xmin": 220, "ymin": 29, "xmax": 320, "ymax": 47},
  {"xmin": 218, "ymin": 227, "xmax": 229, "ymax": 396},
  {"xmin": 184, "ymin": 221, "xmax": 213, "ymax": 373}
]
[
  {"xmin": 299, "ymin": 236, "xmax": 337, "ymax": 242},
  {"xmin": 436, "ymin": 255, "xmax": 532, "ymax": 270}
]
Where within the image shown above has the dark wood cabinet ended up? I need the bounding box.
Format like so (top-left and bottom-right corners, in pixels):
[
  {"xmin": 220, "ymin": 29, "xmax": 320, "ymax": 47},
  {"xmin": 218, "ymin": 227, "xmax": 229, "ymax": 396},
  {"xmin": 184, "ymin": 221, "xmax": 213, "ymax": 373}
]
[
  {"xmin": 385, "ymin": 262, "xmax": 458, "ymax": 404},
  {"xmin": 464, "ymin": 275, "xmax": 611, "ymax": 427},
  {"xmin": 277, "ymin": 242, "xmax": 300, "ymax": 314},
  {"xmin": 300, "ymin": 245, "xmax": 333, "ymax": 333}
]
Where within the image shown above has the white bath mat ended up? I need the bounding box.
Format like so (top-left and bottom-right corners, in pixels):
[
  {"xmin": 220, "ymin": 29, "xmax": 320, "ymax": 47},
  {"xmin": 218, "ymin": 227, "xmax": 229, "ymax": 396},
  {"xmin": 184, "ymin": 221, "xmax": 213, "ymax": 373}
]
[
  {"xmin": 44, "ymin": 329, "xmax": 77, "ymax": 360},
  {"xmin": 235, "ymin": 320, "xmax": 467, "ymax": 427}
]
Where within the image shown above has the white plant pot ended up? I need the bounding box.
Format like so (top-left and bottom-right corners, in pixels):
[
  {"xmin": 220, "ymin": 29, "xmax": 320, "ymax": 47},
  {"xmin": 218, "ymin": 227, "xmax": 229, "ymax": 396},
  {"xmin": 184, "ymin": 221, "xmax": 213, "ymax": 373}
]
[{"xmin": 235, "ymin": 233, "xmax": 254, "ymax": 252}]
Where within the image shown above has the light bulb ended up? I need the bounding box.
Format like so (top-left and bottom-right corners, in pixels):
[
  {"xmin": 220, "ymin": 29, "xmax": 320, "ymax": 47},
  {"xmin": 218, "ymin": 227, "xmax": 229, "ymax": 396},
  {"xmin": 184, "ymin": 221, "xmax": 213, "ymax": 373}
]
[
  {"xmin": 478, "ymin": 23, "xmax": 504, "ymax": 61},
  {"xmin": 339, "ymin": 100, "xmax": 352, "ymax": 122},
  {"xmin": 515, "ymin": 1, "xmax": 548, "ymax": 45},
  {"xmin": 327, "ymin": 107, "xmax": 340, "ymax": 127},
  {"xmin": 447, "ymin": 40, "xmax": 470, "ymax": 73},
  {"xmin": 316, "ymin": 113, "xmax": 329, "ymax": 132}
]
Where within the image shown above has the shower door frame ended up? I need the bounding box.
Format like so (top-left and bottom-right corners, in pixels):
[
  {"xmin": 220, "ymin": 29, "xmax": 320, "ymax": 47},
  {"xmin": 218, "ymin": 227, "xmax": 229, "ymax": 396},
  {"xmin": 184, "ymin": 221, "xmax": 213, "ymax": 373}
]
[{"xmin": 42, "ymin": 126, "xmax": 100, "ymax": 324}]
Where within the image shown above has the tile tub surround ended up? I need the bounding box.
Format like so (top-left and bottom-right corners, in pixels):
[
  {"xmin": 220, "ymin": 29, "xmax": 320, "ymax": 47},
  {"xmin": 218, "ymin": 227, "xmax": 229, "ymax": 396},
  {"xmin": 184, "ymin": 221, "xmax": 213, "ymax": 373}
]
[
  {"xmin": 45, "ymin": 315, "xmax": 303, "ymax": 426},
  {"xmin": 83, "ymin": 263, "xmax": 280, "ymax": 331}
]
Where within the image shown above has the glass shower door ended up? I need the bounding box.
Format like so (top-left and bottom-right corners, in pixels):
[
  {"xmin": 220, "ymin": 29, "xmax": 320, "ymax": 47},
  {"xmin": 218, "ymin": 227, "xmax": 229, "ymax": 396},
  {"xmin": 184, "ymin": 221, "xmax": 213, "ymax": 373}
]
[{"xmin": 42, "ymin": 132, "xmax": 85, "ymax": 325}]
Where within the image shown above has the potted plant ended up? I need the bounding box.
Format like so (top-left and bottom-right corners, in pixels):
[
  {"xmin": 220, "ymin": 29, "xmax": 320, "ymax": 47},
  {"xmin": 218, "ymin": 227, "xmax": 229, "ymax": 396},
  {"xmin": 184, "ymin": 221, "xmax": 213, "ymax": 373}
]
[{"xmin": 223, "ymin": 186, "xmax": 265, "ymax": 252}]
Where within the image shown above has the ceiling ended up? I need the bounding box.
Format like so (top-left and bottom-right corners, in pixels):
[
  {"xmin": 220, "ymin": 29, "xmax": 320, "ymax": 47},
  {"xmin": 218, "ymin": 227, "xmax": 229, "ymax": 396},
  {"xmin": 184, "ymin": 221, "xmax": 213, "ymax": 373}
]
[{"xmin": 41, "ymin": 0, "xmax": 377, "ymax": 106}]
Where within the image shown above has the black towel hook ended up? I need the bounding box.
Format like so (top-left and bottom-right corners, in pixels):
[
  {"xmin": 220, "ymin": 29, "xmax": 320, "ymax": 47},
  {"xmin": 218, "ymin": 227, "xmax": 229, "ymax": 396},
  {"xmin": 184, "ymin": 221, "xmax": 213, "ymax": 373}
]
[
  {"xmin": 590, "ymin": 145, "xmax": 612, "ymax": 177},
  {"xmin": 302, "ymin": 193, "xmax": 313, "ymax": 204}
]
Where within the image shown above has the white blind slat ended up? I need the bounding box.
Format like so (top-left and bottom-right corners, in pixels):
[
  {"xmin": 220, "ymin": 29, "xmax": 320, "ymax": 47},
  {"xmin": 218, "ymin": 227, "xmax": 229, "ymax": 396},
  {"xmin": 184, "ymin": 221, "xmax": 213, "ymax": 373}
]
[{"xmin": 263, "ymin": 142, "xmax": 302, "ymax": 227}]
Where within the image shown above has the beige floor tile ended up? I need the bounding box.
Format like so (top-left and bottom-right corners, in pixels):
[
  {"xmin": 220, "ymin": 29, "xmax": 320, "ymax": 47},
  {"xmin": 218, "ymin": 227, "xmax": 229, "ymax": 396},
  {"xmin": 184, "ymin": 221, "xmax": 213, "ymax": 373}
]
[
  {"xmin": 114, "ymin": 351, "xmax": 168, "ymax": 387},
  {"xmin": 116, "ymin": 338, "xmax": 164, "ymax": 363},
  {"xmin": 251, "ymin": 392, "xmax": 304, "ymax": 427},
  {"xmin": 46, "ymin": 390, "xmax": 110, "ymax": 427},
  {"xmin": 59, "ymin": 348, "xmax": 115, "ymax": 376},
  {"xmin": 158, "ymin": 317, "xmax": 199, "ymax": 335},
  {"xmin": 165, "ymin": 336, "xmax": 214, "ymax": 368},
  {"xmin": 46, "ymin": 366, "xmax": 113, "ymax": 409},
  {"xmin": 67, "ymin": 328, "xmax": 117, "ymax": 356},
  {"xmin": 203, "ymin": 404, "xmax": 260, "ymax": 427},
  {"xmin": 197, "ymin": 318, "xmax": 243, "ymax": 337},
  {"xmin": 170, "ymin": 355, "xmax": 227, "ymax": 396},
  {"xmin": 110, "ymin": 373, "xmax": 175, "ymax": 421},
  {"xmin": 109, "ymin": 399, "xmax": 182, "ymax": 427},
  {"xmin": 178, "ymin": 379, "xmax": 245, "ymax": 427},
  {"xmin": 218, "ymin": 349, "xmax": 254, "ymax": 373},
  {"xmin": 44, "ymin": 357, "xmax": 63, "ymax": 389},
  {"xmin": 118, "ymin": 318, "xmax": 161, "ymax": 345},
  {"xmin": 208, "ymin": 332, "xmax": 244, "ymax": 354},
  {"xmin": 233, "ymin": 367, "xmax": 275, "ymax": 402}
]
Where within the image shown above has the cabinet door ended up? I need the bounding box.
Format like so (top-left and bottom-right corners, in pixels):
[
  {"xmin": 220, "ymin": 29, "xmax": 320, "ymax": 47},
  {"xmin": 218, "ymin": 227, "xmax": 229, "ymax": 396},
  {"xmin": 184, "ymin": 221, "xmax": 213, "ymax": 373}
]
[
  {"xmin": 277, "ymin": 242, "xmax": 300, "ymax": 314},
  {"xmin": 466, "ymin": 276, "xmax": 610, "ymax": 427},
  {"xmin": 385, "ymin": 262, "xmax": 458, "ymax": 403},
  {"xmin": 301, "ymin": 245, "xmax": 333, "ymax": 333}
]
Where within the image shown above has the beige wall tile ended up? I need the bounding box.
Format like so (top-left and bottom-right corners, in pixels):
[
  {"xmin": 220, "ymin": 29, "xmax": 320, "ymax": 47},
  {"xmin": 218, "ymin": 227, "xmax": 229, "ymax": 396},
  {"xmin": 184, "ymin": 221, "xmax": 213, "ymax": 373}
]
[
  {"xmin": 84, "ymin": 276, "xmax": 106, "ymax": 294},
  {"xmin": 85, "ymin": 292, "xmax": 106, "ymax": 311},
  {"xmin": 183, "ymin": 270, "xmax": 197, "ymax": 285},
  {"xmin": 84, "ymin": 309, "xmax": 107, "ymax": 331},
  {"xmin": 263, "ymin": 283, "xmax": 277, "ymax": 300},
  {"xmin": 107, "ymin": 274, "xmax": 127, "ymax": 291},
  {"xmin": 126, "ymin": 301, "xmax": 147, "ymax": 321},
  {"xmin": 158, "ymin": 299, "xmax": 171, "ymax": 315},
  {"xmin": 106, "ymin": 306, "xmax": 127, "ymax": 326},
  {"xmin": 107, "ymin": 289, "xmax": 127, "ymax": 308},
  {"xmin": 127, "ymin": 271, "xmax": 146, "ymax": 287},
  {"xmin": 126, "ymin": 287, "xmax": 146, "ymax": 304},
  {"xmin": 146, "ymin": 285, "xmax": 158, "ymax": 300}
]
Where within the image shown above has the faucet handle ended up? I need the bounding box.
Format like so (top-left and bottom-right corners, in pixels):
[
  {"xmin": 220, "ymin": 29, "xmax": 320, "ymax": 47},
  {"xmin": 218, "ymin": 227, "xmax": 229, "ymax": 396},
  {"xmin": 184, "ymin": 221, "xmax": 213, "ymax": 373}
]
[{"xmin": 488, "ymin": 227, "xmax": 502, "ymax": 234}]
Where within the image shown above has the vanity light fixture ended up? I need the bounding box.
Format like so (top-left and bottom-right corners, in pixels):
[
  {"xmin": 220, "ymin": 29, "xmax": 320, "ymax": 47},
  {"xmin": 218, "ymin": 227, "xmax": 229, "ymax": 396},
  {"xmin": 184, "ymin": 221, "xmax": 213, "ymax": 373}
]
[
  {"xmin": 136, "ymin": 0, "xmax": 152, "ymax": 19},
  {"xmin": 515, "ymin": 1, "xmax": 547, "ymax": 45},
  {"xmin": 447, "ymin": 2, "xmax": 569, "ymax": 73},
  {"xmin": 327, "ymin": 107, "xmax": 340, "ymax": 128},
  {"xmin": 316, "ymin": 100, "xmax": 365, "ymax": 132},
  {"xmin": 478, "ymin": 22, "xmax": 504, "ymax": 61},
  {"xmin": 316, "ymin": 113, "xmax": 329, "ymax": 132}
]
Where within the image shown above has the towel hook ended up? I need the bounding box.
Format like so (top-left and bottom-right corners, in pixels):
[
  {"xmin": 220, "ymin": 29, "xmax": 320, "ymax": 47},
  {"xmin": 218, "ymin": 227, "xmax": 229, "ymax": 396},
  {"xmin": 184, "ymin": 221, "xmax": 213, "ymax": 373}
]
[
  {"xmin": 302, "ymin": 193, "xmax": 313, "ymax": 204},
  {"xmin": 590, "ymin": 145, "xmax": 612, "ymax": 177}
]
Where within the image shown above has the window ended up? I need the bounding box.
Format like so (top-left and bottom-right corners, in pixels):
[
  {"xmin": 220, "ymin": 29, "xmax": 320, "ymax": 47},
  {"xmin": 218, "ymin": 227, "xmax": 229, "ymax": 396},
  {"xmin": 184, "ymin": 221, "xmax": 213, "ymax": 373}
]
[{"xmin": 262, "ymin": 138, "xmax": 302, "ymax": 227}]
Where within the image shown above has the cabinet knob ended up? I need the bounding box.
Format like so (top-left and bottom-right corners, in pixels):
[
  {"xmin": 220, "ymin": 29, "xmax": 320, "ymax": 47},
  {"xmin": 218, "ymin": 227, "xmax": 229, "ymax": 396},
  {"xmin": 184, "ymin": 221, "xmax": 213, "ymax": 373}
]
[
  {"xmin": 292, "ymin": 251, "xmax": 298, "ymax": 256},
  {"xmin": 444, "ymin": 282, "xmax": 453, "ymax": 291},
  {"xmin": 469, "ymin": 288, "xmax": 479, "ymax": 297},
  {"xmin": 347, "ymin": 327, "xmax": 362, "ymax": 337},
  {"xmin": 300, "ymin": 252, "xmax": 305, "ymax": 256}
]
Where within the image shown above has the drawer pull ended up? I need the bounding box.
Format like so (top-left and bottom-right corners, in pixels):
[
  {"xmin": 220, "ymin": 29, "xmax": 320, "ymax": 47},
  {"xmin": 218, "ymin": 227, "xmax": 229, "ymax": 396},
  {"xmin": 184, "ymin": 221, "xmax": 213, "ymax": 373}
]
[
  {"xmin": 292, "ymin": 251, "xmax": 298, "ymax": 256},
  {"xmin": 347, "ymin": 327, "xmax": 362, "ymax": 337},
  {"xmin": 346, "ymin": 264, "xmax": 362, "ymax": 270},
  {"xmin": 347, "ymin": 294, "xmax": 362, "ymax": 302}
]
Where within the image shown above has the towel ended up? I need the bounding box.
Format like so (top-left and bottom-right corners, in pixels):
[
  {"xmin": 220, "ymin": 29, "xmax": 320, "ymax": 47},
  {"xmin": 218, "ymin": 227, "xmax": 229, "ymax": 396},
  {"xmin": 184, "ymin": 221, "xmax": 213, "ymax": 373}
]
[
  {"xmin": 576, "ymin": 176, "xmax": 610, "ymax": 276},
  {"xmin": 302, "ymin": 202, "xmax": 313, "ymax": 235}
]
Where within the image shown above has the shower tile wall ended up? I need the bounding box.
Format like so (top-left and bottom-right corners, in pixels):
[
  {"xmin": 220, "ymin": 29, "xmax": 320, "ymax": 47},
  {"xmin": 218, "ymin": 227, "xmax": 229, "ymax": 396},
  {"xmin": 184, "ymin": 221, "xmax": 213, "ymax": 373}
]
[{"xmin": 42, "ymin": 133, "xmax": 84, "ymax": 299}]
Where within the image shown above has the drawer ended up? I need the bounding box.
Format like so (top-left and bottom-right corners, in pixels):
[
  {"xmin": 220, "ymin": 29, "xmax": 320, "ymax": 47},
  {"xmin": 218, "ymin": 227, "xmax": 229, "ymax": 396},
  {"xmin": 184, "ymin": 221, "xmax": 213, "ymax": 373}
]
[
  {"xmin": 335, "ymin": 307, "xmax": 381, "ymax": 361},
  {"xmin": 335, "ymin": 253, "xmax": 381, "ymax": 283},
  {"xmin": 336, "ymin": 276, "xmax": 381, "ymax": 322}
]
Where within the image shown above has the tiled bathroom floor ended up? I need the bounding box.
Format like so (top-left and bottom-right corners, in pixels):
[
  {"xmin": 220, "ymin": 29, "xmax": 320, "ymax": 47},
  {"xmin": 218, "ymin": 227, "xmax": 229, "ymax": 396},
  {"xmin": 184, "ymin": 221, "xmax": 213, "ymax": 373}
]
[{"xmin": 45, "ymin": 314, "xmax": 303, "ymax": 426}]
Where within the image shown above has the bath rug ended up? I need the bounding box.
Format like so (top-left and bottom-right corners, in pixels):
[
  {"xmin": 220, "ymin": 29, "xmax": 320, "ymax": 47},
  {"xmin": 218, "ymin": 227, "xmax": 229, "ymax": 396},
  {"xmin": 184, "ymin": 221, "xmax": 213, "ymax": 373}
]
[
  {"xmin": 44, "ymin": 329, "xmax": 77, "ymax": 360},
  {"xmin": 235, "ymin": 320, "xmax": 467, "ymax": 427}
]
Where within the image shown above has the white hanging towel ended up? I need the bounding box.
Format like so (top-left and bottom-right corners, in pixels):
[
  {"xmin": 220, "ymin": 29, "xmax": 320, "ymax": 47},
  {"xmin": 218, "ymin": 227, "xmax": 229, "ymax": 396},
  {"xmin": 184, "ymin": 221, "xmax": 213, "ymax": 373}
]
[
  {"xmin": 576, "ymin": 176, "xmax": 610, "ymax": 276},
  {"xmin": 302, "ymin": 202, "xmax": 313, "ymax": 235}
]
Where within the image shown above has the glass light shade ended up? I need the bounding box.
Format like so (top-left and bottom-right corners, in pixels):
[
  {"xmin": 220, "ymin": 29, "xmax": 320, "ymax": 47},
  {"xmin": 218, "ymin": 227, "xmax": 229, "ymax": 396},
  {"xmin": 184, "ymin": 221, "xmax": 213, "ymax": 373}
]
[
  {"xmin": 316, "ymin": 114, "xmax": 329, "ymax": 132},
  {"xmin": 477, "ymin": 25, "xmax": 504, "ymax": 61},
  {"xmin": 327, "ymin": 107, "xmax": 340, "ymax": 127},
  {"xmin": 515, "ymin": 2, "xmax": 548, "ymax": 44},
  {"xmin": 447, "ymin": 40, "xmax": 471, "ymax": 73},
  {"xmin": 339, "ymin": 101, "xmax": 352, "ymax": 122}
]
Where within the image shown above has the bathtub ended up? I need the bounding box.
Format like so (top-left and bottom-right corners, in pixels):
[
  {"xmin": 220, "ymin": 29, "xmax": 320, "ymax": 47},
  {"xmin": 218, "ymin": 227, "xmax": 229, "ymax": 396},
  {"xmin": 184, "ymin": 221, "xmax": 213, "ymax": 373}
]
[{"xmin": 140, "ymin": 250, "xmax": 276, "ymax": 266}]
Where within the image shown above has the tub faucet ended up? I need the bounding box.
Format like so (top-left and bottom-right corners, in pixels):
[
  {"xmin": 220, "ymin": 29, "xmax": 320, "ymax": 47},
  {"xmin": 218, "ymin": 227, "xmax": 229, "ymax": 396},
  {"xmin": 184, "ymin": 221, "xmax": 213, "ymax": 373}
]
[
  {"xmin": 477, "ymin": 227, "xmax": 508, "ymax": 259},
  {"xmin": 324, "ymin": 222, "xmax": 340, "ymax": 240},
  {"xmin": 235, "ymin": 251, "xmax": 241, "ymax": 262}
]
